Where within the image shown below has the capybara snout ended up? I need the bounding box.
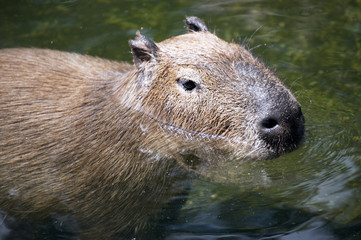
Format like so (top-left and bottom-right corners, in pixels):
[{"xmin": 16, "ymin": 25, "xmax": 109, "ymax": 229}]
[{"xmin": 258, "ymin": 97, "xmax": 304, "ymax": 156}]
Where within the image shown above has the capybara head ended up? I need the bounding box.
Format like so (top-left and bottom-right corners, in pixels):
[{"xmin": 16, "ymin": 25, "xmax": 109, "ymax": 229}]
[{"xmin": 127, "ymin": 16, "xmax": 304, "ymax": 172}]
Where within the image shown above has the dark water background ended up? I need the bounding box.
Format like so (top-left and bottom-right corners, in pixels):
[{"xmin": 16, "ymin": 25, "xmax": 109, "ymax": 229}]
[{"xmin": 0, "ymin": 0, "xmax": 360, "ymax": 239}]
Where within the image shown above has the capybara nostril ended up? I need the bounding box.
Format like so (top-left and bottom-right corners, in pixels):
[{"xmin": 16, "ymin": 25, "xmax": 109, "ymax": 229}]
[{"xmin": 260, "ymin": 117, "xmax": 279, "ymax": 130}]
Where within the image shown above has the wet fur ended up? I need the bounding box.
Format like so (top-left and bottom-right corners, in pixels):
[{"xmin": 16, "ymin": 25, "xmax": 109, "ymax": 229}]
[{"xmin": 0, "ymin": 17, "xmax": 303, "ymax": 239}]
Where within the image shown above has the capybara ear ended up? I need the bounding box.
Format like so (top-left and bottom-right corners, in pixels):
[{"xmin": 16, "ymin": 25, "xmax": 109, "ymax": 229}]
[
  {"xmin": 129, "ymin": 31, "xmax": 159, "ymax": 67},
  {"xmin": 185, "ymin": 16, "xmax": 209, "ymax": 32}
]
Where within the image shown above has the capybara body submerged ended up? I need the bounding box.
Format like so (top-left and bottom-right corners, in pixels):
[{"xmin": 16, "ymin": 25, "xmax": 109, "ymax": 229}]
[{"xmin": 0, "ymin": 17, "xmax": 304, "ymax": 239}]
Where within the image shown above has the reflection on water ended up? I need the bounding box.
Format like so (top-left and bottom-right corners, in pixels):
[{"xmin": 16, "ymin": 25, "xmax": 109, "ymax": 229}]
[{"xmin": 0, "ymin": 0, "xmax": 360, "ymax": 239}]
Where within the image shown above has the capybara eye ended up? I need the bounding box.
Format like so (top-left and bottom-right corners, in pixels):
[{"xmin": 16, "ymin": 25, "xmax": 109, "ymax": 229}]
[
  {"xmin": 177, "ymin": 78, "xmax": 197, "ymax": 91},
  {"xmin": 183, "ymin": 80, "xmax": 196, "ymax": 91}
]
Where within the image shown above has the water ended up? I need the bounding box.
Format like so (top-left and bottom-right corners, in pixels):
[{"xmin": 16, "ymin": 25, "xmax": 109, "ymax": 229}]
[{"xmin": 0, "ymin": 0, "xmax": 360, "ymax": 239}]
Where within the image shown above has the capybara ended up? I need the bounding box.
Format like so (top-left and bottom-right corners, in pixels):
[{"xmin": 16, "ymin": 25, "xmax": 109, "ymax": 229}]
[{"xmin": 0, "ymin": 16, "xmax": 304, "ymax": 239}]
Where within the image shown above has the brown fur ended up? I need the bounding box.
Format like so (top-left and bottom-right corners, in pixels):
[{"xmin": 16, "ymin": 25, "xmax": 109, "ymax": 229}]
[{"xmin": 0, "ymin": 17, "xmax": 304, "ymax": 239}]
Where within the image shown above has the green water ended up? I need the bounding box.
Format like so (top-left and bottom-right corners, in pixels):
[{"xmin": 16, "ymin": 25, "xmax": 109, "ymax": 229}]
[{"xmin": 1, "ymin": 0, "xmax": 360, "ymax": 239}]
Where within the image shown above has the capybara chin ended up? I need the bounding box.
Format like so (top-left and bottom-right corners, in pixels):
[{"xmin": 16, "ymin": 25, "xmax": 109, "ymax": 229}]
[{"xmin": 0, "ymin": 16, "xmax": 304, "ymax": 239}]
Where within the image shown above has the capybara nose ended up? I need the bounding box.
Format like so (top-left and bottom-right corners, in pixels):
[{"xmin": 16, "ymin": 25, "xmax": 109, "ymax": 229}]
[{"xmin": 258, "ymin": 106, "xmax": 305, "ymax": 155}]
